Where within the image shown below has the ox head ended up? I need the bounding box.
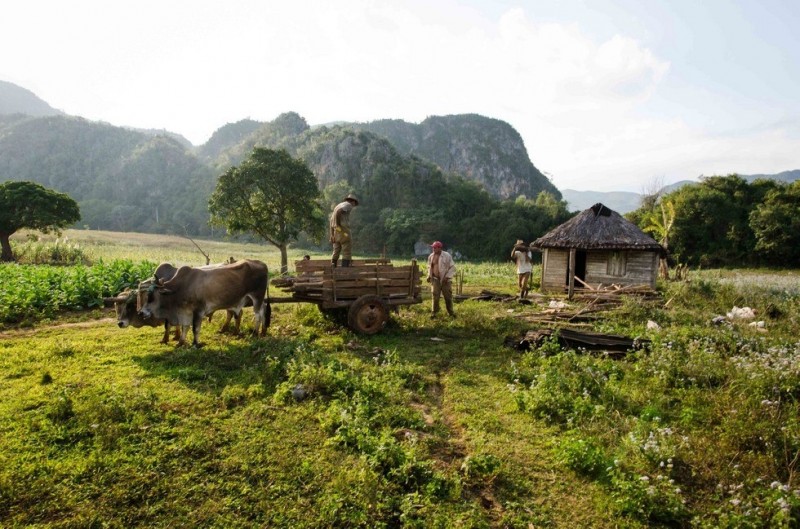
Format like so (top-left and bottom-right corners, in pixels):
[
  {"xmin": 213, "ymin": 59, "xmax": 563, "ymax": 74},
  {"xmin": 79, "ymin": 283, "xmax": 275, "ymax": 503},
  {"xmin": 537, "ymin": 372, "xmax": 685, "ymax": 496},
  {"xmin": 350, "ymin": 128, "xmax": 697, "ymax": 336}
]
[
  {"xmin": 105, "ymin": 290, "xmax": 160, "ymax": 329},
  {"xmin": 114, "ymin": 291, "xmax": 136, "ymax": 327},
  {"xmin": 137, "ymin": 279, "xmax": 176, "ymax": 320},
  {"xmin": 103, "ymin": 290, "xmax": 133, "ymax": 322}
]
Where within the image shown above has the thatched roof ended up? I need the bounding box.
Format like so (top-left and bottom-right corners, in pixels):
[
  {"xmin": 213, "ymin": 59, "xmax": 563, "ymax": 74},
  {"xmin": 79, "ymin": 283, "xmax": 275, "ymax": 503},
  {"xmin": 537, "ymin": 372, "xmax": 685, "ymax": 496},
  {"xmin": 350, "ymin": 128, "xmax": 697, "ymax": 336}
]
[{"xmin": 532, "ymin": 203, "xmax": 664, "ymax": 251}]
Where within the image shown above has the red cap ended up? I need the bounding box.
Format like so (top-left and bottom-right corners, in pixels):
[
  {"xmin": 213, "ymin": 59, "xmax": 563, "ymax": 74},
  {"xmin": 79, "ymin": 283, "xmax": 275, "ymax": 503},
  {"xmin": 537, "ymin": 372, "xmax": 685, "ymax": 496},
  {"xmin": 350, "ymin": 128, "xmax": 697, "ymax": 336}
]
[{"xmin": 431, "ymin": 241, "xmax": 443, "ymax": 249}]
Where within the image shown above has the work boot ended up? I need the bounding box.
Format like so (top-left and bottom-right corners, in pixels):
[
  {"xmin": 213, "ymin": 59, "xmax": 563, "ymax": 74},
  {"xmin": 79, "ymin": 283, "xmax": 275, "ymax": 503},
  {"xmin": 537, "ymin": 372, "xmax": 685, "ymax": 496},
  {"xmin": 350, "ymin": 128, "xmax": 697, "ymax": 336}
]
[
  {"xmin": 331, "ymin": 259, "xmax": 338, "ymax": 268},
  {"xmin": 342, "ymin": 259, "xmax": 351, "ymax": 267}
]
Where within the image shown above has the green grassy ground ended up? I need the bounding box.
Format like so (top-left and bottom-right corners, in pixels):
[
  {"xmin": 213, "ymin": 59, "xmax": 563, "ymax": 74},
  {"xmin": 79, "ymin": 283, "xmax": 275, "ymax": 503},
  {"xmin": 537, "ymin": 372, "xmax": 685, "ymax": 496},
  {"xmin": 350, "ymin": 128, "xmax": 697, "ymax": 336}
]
[{"xmin": 1, "ymin": 230, "xmax": 799, "ymax": 527}]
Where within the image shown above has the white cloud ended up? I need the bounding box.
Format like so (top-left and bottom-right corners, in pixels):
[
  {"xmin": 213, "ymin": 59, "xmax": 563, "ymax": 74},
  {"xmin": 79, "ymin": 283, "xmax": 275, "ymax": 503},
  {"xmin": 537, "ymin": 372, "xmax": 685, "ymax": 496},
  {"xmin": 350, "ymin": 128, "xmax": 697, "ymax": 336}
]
[{"xmin": 1, "ymin": 0, "xmax": 797, "ymax": 191}]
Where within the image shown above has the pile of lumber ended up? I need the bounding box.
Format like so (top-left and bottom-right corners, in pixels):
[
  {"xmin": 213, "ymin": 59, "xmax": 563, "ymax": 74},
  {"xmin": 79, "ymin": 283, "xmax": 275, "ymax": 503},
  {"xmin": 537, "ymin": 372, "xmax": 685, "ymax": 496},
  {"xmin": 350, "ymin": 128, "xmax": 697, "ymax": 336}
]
[
  {"xmin": 571, "ymin": 281, "xmax": 661, "ymax": 301},
  {"xmin": 506, "ymin": 327, "xmax": 649, "ymax": 358},
  {"xmin": 468, "ymin": 290, "xmax": 545, "ymax": 303}
]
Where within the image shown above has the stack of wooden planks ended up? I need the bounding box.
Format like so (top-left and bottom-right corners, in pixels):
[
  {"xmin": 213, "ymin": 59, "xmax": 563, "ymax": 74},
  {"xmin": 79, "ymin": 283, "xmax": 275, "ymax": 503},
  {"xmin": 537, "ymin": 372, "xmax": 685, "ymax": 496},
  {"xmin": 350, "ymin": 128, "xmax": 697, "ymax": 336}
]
[{"xmin": 507, "ymin": 327, "xmax": 649, "ymax": 357}]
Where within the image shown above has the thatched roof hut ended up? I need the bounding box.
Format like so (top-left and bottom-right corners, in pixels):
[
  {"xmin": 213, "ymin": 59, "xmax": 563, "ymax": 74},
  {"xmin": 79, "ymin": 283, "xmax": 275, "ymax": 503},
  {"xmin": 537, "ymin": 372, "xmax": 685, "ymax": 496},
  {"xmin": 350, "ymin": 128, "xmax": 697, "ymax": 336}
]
[{"xmin": 531, "ymin": 203, "xmax": 664, "ymax": 296}]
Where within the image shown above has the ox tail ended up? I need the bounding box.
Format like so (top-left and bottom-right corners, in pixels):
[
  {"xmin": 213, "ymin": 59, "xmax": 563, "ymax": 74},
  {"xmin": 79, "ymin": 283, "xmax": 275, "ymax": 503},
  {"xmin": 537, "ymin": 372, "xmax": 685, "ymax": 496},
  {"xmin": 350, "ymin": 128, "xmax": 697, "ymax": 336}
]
[{"xmin": 264, "ymin": 269, "xmax": 272, "ymax": 330}]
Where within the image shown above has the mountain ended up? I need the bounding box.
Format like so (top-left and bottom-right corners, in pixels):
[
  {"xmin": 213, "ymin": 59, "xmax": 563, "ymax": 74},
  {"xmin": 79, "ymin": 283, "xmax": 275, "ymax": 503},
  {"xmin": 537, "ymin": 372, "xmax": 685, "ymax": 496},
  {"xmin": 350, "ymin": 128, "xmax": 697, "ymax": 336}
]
[
  {"xmin": 0, "ymin": 80, "xmax": 63, "ymax": 117},
  {"xmin": 561, "ymin": 189, "xmax": 644, "ymax": 214},
  {"xmin": 198, "ymin": 119, "xmax": 264, "ymax": 161},
  {"xmin": 349, "ymin": 115, "xmax": 560, "ymax": 200},
  {"xmin": 0, "ymin": 114, "xmax": 214, "ymax": 235},
  {"xmin": 204, "ymin": 113, "xmax": 560, "ymax": 202},
  {"xmin": 565, "ymin": 171, "xmax": 800, "ymax": 214},
  {"xmin": 660, "ymin": 180, "xmax": 696, "ymax": 194},
  {"xmin": 741, "ymin": 169, "xmax": 800, "ymax": 184}
]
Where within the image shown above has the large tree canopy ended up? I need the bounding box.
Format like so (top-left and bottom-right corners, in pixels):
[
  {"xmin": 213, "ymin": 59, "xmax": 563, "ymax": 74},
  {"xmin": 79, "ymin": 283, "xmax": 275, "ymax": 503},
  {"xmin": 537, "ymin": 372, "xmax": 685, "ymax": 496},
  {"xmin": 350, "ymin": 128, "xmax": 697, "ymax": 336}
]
[
  {"xmin": 0, "ymin": 181, "xmax": 81, "ymax": 261},
  {"xmin": 208, "ymin": 147, "xmax": 324, "ymax": 272},
  {"xmin": 749, "ymin": 180, "xmax": 800, "ymax": 263},
  {"xmin": 626, "ymin": 174, "xmax": 797, "ymax": 268}
]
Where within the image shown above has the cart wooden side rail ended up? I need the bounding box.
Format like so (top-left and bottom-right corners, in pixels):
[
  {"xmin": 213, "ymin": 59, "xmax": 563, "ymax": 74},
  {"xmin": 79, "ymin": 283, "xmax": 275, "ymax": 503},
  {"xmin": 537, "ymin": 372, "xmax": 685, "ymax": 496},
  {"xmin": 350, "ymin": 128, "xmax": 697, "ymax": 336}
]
[{"xmin": 269, "ymin": 258, "xmax": 422, "ymax": 334}]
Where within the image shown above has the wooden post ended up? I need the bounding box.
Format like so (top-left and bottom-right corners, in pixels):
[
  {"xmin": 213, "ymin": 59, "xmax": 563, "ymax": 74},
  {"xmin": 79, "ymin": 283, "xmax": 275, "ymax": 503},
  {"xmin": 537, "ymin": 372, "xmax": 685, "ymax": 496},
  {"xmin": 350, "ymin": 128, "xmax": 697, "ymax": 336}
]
[{"xmin": 568, "ymin": 248, "xmax": 576, "ymax": 300}]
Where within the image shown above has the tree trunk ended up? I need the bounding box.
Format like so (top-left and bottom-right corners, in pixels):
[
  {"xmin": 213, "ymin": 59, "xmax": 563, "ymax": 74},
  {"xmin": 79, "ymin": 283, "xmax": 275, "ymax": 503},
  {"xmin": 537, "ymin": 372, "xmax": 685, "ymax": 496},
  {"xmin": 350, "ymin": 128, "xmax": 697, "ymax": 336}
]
[
  {"xmin": 0, "ymin": 233, "xmax": 14, "ymax": 262},
  {"xmin": 280, "ymin": 244, "xmax": 288, "ymax": 274},
  {"xmin": 660, "ymin": 238, "xmax": 670, "ymax": 280},
  {"xmin": 659, "ymin": 257, "xmax": 669, "ymax": 280}
]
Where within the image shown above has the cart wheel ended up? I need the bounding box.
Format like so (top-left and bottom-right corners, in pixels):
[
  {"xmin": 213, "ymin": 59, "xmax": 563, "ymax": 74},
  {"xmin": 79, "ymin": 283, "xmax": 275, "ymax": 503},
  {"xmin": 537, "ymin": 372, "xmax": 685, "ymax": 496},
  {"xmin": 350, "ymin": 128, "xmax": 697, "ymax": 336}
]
[{"xmin": 347, "ymin": 295, "xmax": 389, "ymax": 334}]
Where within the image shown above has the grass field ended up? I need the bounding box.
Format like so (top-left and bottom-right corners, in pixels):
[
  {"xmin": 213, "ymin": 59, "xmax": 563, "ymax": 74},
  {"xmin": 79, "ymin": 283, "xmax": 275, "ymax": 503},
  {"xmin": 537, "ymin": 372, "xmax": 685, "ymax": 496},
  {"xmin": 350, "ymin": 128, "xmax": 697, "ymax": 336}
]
[{"xmin": 1, "ymin": 230, "xmax": 799, "ymax": 527}]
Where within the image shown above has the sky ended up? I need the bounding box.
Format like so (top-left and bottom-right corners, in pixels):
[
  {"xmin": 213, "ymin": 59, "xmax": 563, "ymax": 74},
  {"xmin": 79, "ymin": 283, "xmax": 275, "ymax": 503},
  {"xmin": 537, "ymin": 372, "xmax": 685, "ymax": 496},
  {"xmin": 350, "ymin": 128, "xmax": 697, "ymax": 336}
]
[{"xmin": 2, "ymin": 0, "xmax": 798, "ymax": 192}]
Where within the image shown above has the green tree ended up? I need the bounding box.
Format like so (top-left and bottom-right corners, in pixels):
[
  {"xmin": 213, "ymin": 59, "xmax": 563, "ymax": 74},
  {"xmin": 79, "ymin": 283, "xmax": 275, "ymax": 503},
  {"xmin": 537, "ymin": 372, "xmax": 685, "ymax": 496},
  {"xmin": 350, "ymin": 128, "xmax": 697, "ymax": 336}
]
[
  {"xmin": 749, "ymin": 181, "xmax": 800, "ymax": 264},
  {"xmin": 208, "ymin": 148, "xmax": 324, "ymax": 273},
  {"xmin": 0, "ymin": 181, "xmax": 81, "ymax": 262},
  {"xmin": 641, "ymin": 200, "xmax": 675, "ymax": 279},
  {"xmin": 666, "ymin": 175, "xmax": 760, "ymax": 266}
]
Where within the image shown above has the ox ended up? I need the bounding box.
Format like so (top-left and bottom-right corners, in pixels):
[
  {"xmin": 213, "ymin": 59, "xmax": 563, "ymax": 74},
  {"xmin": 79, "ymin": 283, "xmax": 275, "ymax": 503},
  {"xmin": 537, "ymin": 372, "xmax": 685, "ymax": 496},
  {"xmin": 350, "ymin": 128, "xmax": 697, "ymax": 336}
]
[
  {"xmin": 138, "ymin": 259, "xmax": 270, "ymax": 347},
  {"xmin": 107, "ymin": 261, "xmax": 237, "ymax": 343},
  {"xmin": 149, "ymin": 261, "xmax": 248, "ymax": 334},
  {"xmin": 104, "ymin": 288, "xmax": 180, "ymax": 344}
]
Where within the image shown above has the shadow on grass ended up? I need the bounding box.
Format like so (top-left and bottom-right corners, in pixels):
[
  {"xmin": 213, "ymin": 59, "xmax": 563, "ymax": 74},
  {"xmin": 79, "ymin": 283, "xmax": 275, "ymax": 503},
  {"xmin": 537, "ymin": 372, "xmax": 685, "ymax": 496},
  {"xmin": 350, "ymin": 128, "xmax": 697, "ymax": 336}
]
[{"xmin": 131, "ymin": 335, "xmax": 301, "ymax": 393}]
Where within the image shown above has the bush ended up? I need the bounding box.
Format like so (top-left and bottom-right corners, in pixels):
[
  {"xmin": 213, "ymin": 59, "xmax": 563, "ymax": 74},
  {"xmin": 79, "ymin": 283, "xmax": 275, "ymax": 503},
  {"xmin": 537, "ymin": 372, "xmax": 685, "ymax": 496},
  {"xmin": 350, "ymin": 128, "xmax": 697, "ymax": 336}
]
[{"xmin": 14, "ymin": 237, "xmax": 90, "ymax": 265}]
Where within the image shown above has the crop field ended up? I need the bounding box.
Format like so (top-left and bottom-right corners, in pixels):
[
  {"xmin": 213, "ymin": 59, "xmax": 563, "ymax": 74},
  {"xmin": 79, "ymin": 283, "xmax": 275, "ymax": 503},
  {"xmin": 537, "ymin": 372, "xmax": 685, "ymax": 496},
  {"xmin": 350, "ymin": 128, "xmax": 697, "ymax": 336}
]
[{"xmin": 1, "ymin": 230, "xmax": 799, "ymax": 527}]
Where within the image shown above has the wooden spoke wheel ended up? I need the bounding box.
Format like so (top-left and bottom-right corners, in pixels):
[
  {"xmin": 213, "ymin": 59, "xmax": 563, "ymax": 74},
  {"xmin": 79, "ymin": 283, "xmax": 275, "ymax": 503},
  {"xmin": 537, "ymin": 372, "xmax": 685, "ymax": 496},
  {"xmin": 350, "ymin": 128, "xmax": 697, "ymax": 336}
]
[{"xmin": 347, "ymin": 295, "xmax": 389, "ymax": 334}]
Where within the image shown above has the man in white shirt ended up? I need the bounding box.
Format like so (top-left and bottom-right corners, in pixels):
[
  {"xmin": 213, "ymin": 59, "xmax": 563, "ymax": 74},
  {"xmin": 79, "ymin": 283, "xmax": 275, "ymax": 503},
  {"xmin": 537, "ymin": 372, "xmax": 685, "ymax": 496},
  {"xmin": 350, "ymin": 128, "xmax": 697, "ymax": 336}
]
[
  {"xmin": 426, "ymin": 241, "xmax": 456, "ymax": 318},
  {"xmin": 511, "ymin": 239, "xmax": 532, "ymax": 299}
]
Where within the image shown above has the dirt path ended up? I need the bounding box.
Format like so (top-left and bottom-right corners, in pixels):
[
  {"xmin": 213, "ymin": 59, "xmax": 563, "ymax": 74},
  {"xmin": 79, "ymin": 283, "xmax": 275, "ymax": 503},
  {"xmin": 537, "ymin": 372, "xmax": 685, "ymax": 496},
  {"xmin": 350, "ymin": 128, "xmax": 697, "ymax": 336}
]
[{"xmin": 0, "ymin": 317, "xmax": 115, "ymax": 339}]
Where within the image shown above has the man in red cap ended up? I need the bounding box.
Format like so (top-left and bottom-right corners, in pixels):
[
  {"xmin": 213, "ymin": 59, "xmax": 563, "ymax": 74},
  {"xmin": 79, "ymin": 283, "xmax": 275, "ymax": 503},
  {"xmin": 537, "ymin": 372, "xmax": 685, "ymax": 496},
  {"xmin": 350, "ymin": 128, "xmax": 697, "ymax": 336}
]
[{"xmin": 426, "ymin": 241, "xmax": 456, "ymax": 318}]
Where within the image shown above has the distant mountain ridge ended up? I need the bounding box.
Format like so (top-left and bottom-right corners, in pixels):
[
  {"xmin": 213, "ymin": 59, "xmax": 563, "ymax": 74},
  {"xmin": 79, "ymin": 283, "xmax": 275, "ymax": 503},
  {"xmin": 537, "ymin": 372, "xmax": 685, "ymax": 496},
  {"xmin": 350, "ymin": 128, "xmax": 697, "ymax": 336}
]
[
  {"xmin": 564, "ymin": 171, "xmax": 800, "ymax": 214},
  {"xmin": 2, "ymin": 79, "xmax": 797, "ymax": 232},
  {"xmin": 0, "ymin": 80, "xmax": 62, "ymax": 117},
  {"xmin": 1, "ymin": 81, "xmax": 563, "ymax": 244}
]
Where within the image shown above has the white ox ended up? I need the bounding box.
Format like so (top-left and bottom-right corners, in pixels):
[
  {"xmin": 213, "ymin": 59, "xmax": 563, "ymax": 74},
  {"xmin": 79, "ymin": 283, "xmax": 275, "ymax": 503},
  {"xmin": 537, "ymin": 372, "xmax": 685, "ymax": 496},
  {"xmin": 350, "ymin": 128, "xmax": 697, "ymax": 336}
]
[{"xmin": 138, "ymin": 259, "xmax": 270, "ymax": 347}]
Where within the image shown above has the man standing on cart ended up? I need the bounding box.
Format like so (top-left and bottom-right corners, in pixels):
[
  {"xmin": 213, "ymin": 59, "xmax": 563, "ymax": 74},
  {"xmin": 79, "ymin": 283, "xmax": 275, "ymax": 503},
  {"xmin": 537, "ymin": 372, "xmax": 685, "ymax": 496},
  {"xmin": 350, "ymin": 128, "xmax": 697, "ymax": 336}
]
[
  {"xmin": 330, "ymin": 193, "xmax": 359, "ymax": 268},
  {"xmin": 426, "ymin": 241, "xmax": 456, "ymax": 318}
]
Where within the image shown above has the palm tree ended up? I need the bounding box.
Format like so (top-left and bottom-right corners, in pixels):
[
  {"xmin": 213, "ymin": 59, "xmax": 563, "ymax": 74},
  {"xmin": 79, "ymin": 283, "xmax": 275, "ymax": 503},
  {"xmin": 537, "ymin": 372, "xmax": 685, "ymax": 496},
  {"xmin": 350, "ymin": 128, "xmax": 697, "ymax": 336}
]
[{"xmin": 643, "ymin": 200, "xmax": 675, "ymax": 280}]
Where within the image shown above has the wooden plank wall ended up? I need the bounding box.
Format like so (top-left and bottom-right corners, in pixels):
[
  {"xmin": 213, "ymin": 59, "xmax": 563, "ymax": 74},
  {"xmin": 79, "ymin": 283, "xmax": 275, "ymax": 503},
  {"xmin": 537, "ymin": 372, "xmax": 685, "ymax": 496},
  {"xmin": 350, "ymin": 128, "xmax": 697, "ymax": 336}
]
[
  {"xmin": 585, "ymin": 250, "xmax": 657, "ymax": 288},
  {"xmin": 541, "ymin": 249, "xmax": 569, "ymax": 291},
  {"xmin": 540, "ymin": 250, "xmax": 657, "ymax": 291}
]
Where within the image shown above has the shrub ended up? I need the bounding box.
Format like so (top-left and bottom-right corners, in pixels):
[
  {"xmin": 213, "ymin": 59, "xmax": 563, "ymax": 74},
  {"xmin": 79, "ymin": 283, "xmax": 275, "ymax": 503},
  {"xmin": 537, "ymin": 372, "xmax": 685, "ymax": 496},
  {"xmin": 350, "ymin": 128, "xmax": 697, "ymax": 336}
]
[
  {"xmin": 14, "ymin": 237, "xmax": 90, "ymax": 265},
  {"xmin": 556, "ymin": 432, "xmax": 611, "ymax": 480}
]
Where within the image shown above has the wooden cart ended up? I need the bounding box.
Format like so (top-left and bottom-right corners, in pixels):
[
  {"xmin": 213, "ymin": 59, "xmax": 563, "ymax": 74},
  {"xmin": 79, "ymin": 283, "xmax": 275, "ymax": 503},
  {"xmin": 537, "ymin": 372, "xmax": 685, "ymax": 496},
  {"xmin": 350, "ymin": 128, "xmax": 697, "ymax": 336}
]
[{"xmin": 269, "ymin": 258, "xmax": 423, "ymax": 334}]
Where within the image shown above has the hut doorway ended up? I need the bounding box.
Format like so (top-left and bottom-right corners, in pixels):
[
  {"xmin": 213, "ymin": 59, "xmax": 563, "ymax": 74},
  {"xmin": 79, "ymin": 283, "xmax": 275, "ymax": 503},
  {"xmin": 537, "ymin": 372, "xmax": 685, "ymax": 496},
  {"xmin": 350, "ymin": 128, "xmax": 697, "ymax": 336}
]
[
  {"xmin": 564, "ymin": 250, "xmax": 587, "ymax": 287},
  {"xmin": 575, "ymin": 250, "xmax": 587, "ymax": 284}
]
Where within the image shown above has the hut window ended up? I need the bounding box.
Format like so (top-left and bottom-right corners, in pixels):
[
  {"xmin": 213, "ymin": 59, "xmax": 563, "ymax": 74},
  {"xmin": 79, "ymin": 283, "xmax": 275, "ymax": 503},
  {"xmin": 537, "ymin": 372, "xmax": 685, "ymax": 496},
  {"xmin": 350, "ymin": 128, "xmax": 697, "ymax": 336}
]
[{"xmin": 608, "ymin": 251, "xmax": 627, "ymax": 276}]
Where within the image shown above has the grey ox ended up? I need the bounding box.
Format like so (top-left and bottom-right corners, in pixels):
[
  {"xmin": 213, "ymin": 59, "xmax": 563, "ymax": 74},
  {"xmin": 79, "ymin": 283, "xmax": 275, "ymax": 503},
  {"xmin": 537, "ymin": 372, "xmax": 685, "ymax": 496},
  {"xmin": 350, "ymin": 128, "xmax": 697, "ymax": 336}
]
[
  {"xmin": 137, "ymin": 259, "xmax": 270, "ymax": 347},
  {"xmin": 106, "ymin": 260, "xmax": 244, "ymax": 343},
  {"xmin": 150, "ymin": 261, "xmax": 250, "ymax": 334}
]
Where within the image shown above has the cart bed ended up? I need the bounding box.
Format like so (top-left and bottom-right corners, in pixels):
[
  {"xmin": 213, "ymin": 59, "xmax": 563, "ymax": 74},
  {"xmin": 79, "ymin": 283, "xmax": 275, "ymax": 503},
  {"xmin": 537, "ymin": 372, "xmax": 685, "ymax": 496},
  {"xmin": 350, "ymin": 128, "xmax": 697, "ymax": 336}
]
[{"xmin": 272, "ymin": 258, "xmax": 422, "ymax": 309}]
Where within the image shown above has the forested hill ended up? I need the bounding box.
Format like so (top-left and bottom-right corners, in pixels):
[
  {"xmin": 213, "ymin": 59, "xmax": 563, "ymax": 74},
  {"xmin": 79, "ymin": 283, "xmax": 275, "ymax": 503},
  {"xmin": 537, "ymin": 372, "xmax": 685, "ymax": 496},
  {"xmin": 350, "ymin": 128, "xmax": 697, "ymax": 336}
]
[
  {"xmin": 205, "ymin": 112, "xmax": 559, "ymax": 201},
  {"xmin": 203, "ymin": 113, "xmax": 573, "ymax": 257},
  {"xmin": 0, "ymin": 115, "xmax": 215, "ymax": 235},
  {"xmin": 0, "ymin": 80, "xmax": 62, "ymax": 117},
  {"xmin": 0, "ymin": 96, "xmax": 572, "ymax": 257},
  {"xmin": 348, "ymin": 115, "xmax": 560, "ymax": 200}
]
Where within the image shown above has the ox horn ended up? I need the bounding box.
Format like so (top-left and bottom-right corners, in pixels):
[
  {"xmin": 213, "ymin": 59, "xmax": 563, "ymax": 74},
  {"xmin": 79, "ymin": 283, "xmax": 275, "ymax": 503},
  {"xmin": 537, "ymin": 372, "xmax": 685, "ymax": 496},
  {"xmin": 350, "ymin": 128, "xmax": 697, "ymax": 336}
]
[{"xmin": 102, "ymin": 294, "xmax": 128, "ymax": 307}]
